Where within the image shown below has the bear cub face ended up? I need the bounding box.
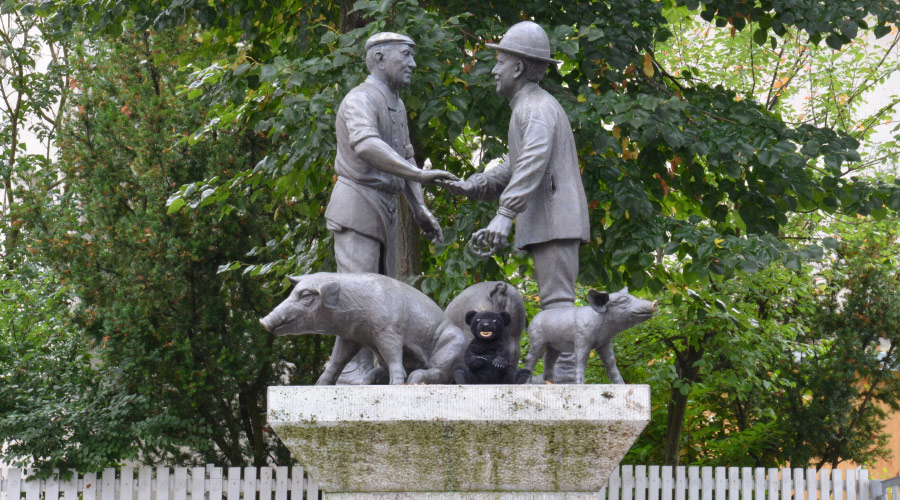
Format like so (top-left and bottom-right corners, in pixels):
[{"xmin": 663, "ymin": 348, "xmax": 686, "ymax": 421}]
[
  {"xmin": 455, "ymin": 309, "xmax": 530, "ymax": 385},
  {"xmin": 465, "ymin": 310, "xmax": 511, "ymax": 341}
]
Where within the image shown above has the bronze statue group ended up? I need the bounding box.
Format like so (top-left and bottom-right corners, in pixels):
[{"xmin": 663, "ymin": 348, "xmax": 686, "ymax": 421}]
[{"xmin": 259, "ymin": 22, "xmax": 657, "ymax": 386}]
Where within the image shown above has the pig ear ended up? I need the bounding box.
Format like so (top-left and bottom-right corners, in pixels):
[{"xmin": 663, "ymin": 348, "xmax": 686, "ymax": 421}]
[
  {"xmin": 465, "ymin": 310, "xmax": 477, "ymax": 325},
  {"xmin": 319, "ymin": 281, "xmax": 341, "ymax": 310},
  {"xmin": 618, "ymin": 286, "xmax": 629, "ymax": 294},
  {"xmin": 499, "ymin": 311, "xmax": 511, "ymax": 326},
  {"xmin": 488, "ymin": 282, "xmax": 508, "ymax": 310},
  {"xmin": 587, "ymin": 289, "xmax": 609, "ymax": 313},
  {"xmin": 288, "ymin": 276, "xmax": 301, "ymax": 287}
]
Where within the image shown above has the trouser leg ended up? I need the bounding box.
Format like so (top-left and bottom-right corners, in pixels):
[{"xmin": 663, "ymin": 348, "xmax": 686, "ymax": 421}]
[
  {"xmin": 530, "ymin": 239, "xmax": 581, "ymax": 383},
  {"xmin": 334, "ymin": 229, "xmax": 385, "ymax": 275},
  {"xmin": 331, "ymin": 229, "xmax": 384, "ymax": 384}
]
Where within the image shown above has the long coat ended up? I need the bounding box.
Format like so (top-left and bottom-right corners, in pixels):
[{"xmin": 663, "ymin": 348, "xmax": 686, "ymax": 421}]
[{"xmin": 467, "ymin": 82, "xmax": 590, "ymax": 250}]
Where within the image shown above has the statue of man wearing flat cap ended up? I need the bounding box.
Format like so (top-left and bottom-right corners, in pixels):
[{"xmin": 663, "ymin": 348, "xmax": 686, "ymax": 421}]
[
  {"xmin": 444, "ymin": 21, "xmax": 590, "ymax": 383},
  {"xmin": 323, "ymin": 32, "xmax": 457, "ymax": 384}
]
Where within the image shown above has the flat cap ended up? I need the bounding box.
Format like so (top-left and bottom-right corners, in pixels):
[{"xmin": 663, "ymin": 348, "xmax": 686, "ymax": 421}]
[{"xmin": 365, "ymin": 32, "xmax": 415, "ymax": 51}]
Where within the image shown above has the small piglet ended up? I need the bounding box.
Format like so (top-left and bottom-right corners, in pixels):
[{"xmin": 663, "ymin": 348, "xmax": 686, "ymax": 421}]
[{"xmin": 524, "ymin": 288, "xmax": 657, "ymax": 384}]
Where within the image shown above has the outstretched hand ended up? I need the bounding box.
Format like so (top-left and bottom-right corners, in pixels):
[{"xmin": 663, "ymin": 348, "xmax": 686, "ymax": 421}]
[
  {"xmin": 439, "ymin": 178, "xmax": 477, "ymax": 198},
  {"xmin": 418, "ymin": 169, "xmax": 458, "ymax": 185}
]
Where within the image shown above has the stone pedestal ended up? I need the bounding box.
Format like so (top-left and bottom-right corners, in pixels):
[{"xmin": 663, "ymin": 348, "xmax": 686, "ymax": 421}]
[{"xmin": 268, "ymin": 385, "xmax": 649, "ymax": 499}]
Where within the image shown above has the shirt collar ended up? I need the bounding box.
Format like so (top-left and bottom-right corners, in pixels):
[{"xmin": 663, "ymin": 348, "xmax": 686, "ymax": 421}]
[
  {"xmin": 365, "ymin": 75, "xmax": 399, "ymax": 109},
  {"xmin": 510, "ymin": 82, "xmax": 541, "ymax": 109}
]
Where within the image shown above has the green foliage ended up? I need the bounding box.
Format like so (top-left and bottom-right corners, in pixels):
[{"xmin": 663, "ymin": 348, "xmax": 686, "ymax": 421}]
[
  {"xmin": 616, "ymin": 266, "xmax": 806, "ymax": 466},
  {"xmin": 673, "ymin": 0, "xmax": 900, "ymax": 50},
  {"xmin": 37, "ymin": 0, "xmax": 897, "ymax": 298},
  {"xmin": 772, "ymin": 225, "xmax": 900, "ymax": 468},
  {"xmin": 1, "ymin": 8, "xmax": 70, "ymax": 254},
  {"xmin": 0, "ymin": 261, "xmax": 151, "ymax": 475},
  {"xmin": 11, "ymin": 0, "xmax": 900, "ymax": 471},
  {"xmin": 604, "ymin": 8, "xmax": 900, "ymax": 467},
  {"xmin": 9, "ymin": 26, "xmax": 328, "ymax": 468},
  {"xmin": 617, "ymin": 219, "xmax": 900, "ymax": 468}
]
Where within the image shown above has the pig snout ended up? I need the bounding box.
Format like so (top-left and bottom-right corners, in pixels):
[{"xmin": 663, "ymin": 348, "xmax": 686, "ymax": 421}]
[
  {"xmin": 259, "ymin": 310, "xmax": 290, "ymax": 335},
  {"xmin": 631, "ymin": 298, "xmax": 658, "ymax": 319}
]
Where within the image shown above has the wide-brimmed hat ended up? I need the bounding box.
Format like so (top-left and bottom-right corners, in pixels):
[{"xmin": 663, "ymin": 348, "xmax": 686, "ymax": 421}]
[{"xmin": 486, "ymin": 21, "xmax": 561, "ymax": 65}]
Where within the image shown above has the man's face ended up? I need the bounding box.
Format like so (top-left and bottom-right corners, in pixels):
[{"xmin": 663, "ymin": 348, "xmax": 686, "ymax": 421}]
[
  {"xmin": 491, "ymin": 51, "xmax": 520, "ymax": 99},
  {"xmin": 381, "ymin": 44, "xmax": 416, "ymax": 90}
]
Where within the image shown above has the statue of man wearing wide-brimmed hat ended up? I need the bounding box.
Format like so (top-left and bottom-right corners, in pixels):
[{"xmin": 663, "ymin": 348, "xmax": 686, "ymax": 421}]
[
  {"xmin": 323, "ymin": 32, "xmax": 458, "ymax": 384},
  {"xmin": 444, "ymin": 21, "xmax": 590, "ymax": 383}
]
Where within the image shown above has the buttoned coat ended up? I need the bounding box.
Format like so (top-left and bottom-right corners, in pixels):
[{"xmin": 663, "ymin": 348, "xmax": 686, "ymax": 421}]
[{"xmin": 467, "ymin": 83, "xmax": 589, "ymax": 250}]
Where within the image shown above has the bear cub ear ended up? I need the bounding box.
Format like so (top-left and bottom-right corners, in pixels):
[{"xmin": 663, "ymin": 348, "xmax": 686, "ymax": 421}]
[
  {"xmin": 499, "ymin": 311, "xmax": 511, "ymax": 326},
  {"xmin": 465, "ymin": 310, "xmax": 477, "ymax": 326}
]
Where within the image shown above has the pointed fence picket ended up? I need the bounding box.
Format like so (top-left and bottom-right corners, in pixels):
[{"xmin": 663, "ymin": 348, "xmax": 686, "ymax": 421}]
[{"xmin": 0, "ymin": 465, "xmax": 885, "ymax": 500}]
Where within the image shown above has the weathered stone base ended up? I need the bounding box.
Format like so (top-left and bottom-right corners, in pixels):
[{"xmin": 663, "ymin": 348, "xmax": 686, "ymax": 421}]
[
  {"xmin": 326, "ymin": 493, "xmax": 602, "ymax": 499},
  {"xmin": 268, "ymin": 385, "xmax": 648, "ymax": 497}
]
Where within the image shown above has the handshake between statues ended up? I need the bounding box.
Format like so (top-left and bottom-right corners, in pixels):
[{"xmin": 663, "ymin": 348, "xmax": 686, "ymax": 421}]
[{"xmin": 439, "ymin": 175, "xmax": 514, "ymax": 259}]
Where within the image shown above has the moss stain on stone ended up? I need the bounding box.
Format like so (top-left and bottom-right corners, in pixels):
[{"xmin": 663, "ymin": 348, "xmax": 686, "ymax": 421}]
[{"xmin": 273, "ymin": 419, "xmax": 645, "ymax": 494}]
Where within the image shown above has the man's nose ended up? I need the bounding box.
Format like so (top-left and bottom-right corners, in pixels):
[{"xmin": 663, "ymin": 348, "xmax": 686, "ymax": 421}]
[{"xmin": 409, "ymin": 57, "xmax": 417, "ymax": 69}]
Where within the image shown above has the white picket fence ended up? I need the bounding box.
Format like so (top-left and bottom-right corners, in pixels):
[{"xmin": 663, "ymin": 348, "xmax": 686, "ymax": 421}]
[
  {"xmin": 0, "ymin": 465, "xmax": 887, "ymax": 500},
  {"xmin": 600, "ymin": 466, "xmax": 872, "ymax": 500},
  {"xmin": 0, "ymin": 466, "xmax": 320, "ymax": 500}
]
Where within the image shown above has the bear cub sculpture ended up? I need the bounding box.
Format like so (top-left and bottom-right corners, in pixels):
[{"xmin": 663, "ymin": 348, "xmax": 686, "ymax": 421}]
[{"xmin": 454, "ymin": 310, "xmax": 531, "ymax": 384}]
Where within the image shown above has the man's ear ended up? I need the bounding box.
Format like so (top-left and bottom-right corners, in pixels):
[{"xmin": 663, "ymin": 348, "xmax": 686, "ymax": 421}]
[{"xmin": 513, "ymin": 58, "xmax": 525, "ymax": 79}]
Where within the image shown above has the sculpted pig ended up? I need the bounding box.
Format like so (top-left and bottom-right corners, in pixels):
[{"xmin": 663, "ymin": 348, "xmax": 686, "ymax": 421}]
[
  {"xmin": 524, "ymin": 288, "xmax": 657, "ymax": 384},
  {"xmin": 444, "ymin": 281, "xmax": 526, "ymax": 368},
  {"xmin": 260, "ymin": 272, "xmax": 467, "ymax": 385}
]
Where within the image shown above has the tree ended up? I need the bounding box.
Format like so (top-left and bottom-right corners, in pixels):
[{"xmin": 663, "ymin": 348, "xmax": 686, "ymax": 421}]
[
  {"xmin": 601, "ymin": 5, "xmax": 900, "ymax": 466},
  {"xmin": 615, "ymin": 264, "xmax": 808, "ymax": 466},
  {"xmin": 773, "ymin": 221, "xmax": 900, "ymax": 469},
  {"xmin": 0, "ymin": 258, "xmax": 153, "ymax": 474},
  {"xmin": 1, "ymin": 4, "xmax": 69, "ymax": 256},
  {"xmin": 36, "ymin": 0, "xmax": 898, "ymax": 296},
  {"xmin": 8, "ymin": 25, "xmax": 328, "ymax": 469},
  {"xmin": 0, "ymin": 7, "xmax": 140, "ymax": 475}
]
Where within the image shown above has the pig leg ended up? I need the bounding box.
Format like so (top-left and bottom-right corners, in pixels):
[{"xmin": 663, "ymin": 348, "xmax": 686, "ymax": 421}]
[
  {"xmin": 598, "ymin": 342, "xmax": 625, "ymax": 384},
  {"xmin": 316, "ymin": 337, "xmax": 363, "ymax": 385},
  {"xmin": 574, "ymin": 343, "xmax": 593, "ymax": 384},
  {"xmin": 543, "ymin": 347, "xmax": 561, "ymax": 384},
  {"xmin": 523, "ymin": 327, "xmax": 546, "ymax": 375},
  {"xmin": 411, "ymin": 324, "xmax": 467, "ymax": 384},
  {"xmin": 371, "ymin": 332, "xmax": 407, "ymax": 385}
]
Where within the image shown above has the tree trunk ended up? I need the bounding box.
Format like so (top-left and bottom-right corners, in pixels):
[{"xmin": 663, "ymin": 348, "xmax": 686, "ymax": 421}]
[
  {"xmin": 396, "ymin": 199, "xmax": 421, "ymax": 280},
  {"xmin": 340, "ymin": 1, "xmax": 369, "ymax": 33},
  {"xmin": 663, "ymin": 343, "xmax": 704, "ymax": 466},
  {"xmin": 663, "ymin": 386, "xmax": 689, "ymax": 466}
]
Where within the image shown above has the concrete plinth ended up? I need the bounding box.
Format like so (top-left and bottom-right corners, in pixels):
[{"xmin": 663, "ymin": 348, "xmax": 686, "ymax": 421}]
[{"xmin": 268, "ymin": 385, "xmax": 649, "ymax": 499}]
